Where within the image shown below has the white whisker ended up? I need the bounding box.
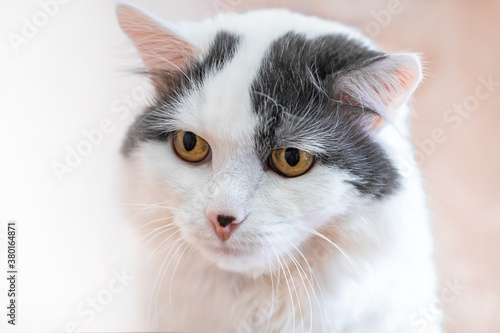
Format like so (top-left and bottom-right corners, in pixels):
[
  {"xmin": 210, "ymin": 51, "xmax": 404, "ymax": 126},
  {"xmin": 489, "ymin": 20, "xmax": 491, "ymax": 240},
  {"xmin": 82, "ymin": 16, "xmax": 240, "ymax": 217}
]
[
  {"xmin": 272, "ymin": 245, "xmax": 296, "ymax": 333},
  {"xmin": 285, "ymin": 248, "xmax": 313, "ymax": 333},
  {"xmin": 294, "ymin": 225, "xmax": 382, "ymax": 333},
  {"xmin": 287, "ymin": 241, "xmax": 328, "ymax": 333}
]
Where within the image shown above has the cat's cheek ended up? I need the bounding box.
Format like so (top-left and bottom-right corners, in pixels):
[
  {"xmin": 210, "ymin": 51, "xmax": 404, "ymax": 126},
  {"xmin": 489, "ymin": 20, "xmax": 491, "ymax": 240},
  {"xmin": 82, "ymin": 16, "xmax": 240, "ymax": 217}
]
[
  {"xmin": 257, "ymin": 166, "xmax": 356, "ymax": 228},
  {"xmin": 139, "ymin": 141, "xmax": 210, "ymax": 189},
  {"xmin": 136, "ymin": 142, "xmax": 216, "ymax": 225}
]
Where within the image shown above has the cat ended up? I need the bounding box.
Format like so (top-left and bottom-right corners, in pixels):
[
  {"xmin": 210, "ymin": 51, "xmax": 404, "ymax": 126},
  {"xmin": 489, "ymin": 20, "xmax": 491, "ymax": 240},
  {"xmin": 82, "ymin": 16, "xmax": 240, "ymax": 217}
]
[{"xmin": 116, "ymin": 4, "xmax": 442, "ymax": 332}]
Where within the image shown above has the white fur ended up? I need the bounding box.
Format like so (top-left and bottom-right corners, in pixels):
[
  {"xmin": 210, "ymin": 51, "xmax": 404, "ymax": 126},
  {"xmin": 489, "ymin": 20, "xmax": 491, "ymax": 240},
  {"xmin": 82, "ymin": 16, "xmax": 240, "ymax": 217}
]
[{"xmin": 119, "ymin": 8, "xmax": 442, "ymax": 333}]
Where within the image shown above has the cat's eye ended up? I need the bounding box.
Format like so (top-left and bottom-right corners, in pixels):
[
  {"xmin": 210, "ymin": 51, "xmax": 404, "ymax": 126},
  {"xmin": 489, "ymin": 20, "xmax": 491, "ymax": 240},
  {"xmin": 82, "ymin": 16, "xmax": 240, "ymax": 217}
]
[
  {"xmin": 173, "ymin": 131, "xmax": 210, "ymax": 163},
  {"xmin": 270, "ymin": 148, "xmax": 315, "ymax": 177}
]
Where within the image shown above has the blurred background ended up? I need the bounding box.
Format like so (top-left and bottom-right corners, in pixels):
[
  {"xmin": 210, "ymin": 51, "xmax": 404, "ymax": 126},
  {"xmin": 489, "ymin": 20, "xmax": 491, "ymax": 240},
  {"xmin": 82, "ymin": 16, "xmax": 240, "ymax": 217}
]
[{"xmin": 1, "ymin": 0, "xmax": 499, "ymax": 332}]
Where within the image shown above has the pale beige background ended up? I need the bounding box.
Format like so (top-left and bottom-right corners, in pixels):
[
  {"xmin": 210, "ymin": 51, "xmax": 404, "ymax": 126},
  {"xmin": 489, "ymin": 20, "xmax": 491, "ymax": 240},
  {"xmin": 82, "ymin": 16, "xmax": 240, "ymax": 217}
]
[{"xmin": 0, "ymin": 0, "xmax": 498, "ymax": 332}]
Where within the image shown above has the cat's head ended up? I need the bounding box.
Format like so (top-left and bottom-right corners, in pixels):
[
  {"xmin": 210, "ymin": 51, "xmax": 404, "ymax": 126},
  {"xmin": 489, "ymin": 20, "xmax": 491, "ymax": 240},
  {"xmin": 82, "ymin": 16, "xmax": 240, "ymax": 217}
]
[{"xmin": 117, "ymin": 5, "xmax": 422, "ymax": 273}]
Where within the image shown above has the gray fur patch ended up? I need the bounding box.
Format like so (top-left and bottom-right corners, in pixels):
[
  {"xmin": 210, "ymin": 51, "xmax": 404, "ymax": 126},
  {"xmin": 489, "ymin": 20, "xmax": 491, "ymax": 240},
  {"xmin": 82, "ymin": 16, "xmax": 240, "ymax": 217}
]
[{"xmin": 251, "ymin": 32, "xmax": 400, "ymax": 198}]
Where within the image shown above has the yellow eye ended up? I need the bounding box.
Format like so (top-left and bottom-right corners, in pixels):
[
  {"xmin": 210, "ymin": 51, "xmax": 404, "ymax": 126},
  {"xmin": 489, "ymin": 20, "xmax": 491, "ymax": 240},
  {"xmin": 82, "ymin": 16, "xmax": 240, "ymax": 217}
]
[
  {"xmin": 172, "ymin": 131, "xmax": 210, "ymax": 163},
  {"xmin": 270, "ymin": 148, "xmax": 315, "ymax": 177}
]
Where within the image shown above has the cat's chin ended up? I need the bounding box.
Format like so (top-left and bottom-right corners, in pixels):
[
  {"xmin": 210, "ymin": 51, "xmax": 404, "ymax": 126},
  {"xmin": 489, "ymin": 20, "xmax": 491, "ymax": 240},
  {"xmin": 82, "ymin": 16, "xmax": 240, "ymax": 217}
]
[
  {"xmin": 198, "ymin": 243, "xmax": 268, "ymax": 274},
  {"xmin": 215, "ymin": 256, "xmax": 269, "ymax": 275}
]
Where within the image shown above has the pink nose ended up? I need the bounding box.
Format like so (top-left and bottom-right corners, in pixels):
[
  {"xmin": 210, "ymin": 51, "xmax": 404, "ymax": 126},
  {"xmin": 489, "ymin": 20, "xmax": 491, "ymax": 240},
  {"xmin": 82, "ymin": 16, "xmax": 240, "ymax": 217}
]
[{"xmin": 208, "ymin": 213, "xmax": 240, "ymax": 242}]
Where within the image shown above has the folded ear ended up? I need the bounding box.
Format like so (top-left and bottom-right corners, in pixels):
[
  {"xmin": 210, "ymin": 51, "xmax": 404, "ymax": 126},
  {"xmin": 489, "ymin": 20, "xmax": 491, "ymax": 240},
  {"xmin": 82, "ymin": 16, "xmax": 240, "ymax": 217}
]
[
  {"xmin": 116, "ymin": 4, "xmax": 197, "ymax": 91},
  {"xmin": 332, "ymin": 53, "xmax": 422, "ymax": 127}
]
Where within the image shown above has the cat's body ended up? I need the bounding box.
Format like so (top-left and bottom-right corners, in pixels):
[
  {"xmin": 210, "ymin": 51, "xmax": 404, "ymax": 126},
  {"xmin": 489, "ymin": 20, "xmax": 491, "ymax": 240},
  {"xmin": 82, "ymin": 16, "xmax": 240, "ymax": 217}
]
[{"xmin": 117, "ymin": 6, "xmax": 441, "ymax": 332}]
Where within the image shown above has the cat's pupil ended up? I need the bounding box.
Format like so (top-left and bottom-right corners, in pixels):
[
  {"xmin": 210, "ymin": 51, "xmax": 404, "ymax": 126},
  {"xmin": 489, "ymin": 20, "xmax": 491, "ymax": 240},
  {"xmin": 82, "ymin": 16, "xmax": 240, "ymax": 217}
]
[
  {"xmin": 285, "ymin": 148, "xmax": 300, "ymax": 167},
  {"xmin": 183, "ymin": 132, "xmax": 197, "ymax": 151}
]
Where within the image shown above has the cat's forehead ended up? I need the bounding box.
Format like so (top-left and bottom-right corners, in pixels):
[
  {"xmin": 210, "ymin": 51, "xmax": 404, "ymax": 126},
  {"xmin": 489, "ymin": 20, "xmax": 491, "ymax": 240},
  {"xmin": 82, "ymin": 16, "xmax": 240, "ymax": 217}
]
[
  {"xmin": 183, "ymin": 32, "xmax": 262, "ymax": 149},
  {"xmin": 172, "ymin": 9, "xmax": 378, "ymax": 148},
  {"xmin": 131, "ymin": 28, "xmax": 378, "ymax": 155},
  {"xmin": 186, "ymin": 29, "xmax": 381, "ymax": 153}
]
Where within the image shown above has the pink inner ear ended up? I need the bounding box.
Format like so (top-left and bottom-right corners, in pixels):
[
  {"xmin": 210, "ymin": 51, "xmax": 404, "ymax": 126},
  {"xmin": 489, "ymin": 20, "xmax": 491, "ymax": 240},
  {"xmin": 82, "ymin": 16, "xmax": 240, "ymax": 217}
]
[
  {"xmin": 386, "ymin": 66, "xmax": 418, "ymax": 106},
  {"xmin": 374, "ymin": 66, "xmax": 419, "ymax": 128},
  {"xmin": 371, "ymin": 66, "xmax": 418, "ymax": 128},
  {"xmin": 333, "ymin": 53, "xmax": 421, "ymax": 130},
  {"xmin": 117, "ymin": 4, "xmax": 197, "ymax": 72},
  {"xmin": 337, "ymin": 92, "xmax": 360, "ymax": 106}
]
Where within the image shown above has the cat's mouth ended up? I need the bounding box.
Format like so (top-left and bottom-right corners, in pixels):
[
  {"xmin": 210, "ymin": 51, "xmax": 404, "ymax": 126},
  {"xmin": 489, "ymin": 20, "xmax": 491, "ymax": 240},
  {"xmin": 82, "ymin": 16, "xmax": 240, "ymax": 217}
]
[
  {"xmin": 181, "ymin": 221, "xmax": 266, "ymax": 270},
  {"xmin": 187, "ymin": 230, "xmax": 271, "ymax": 272},
  {"xmin": 208, "ymin": 242, "xmax": 244, "ymax": 257},
  {"xmin": 203, "ymin": 243, "xmax": 267, "ymax": 272}
]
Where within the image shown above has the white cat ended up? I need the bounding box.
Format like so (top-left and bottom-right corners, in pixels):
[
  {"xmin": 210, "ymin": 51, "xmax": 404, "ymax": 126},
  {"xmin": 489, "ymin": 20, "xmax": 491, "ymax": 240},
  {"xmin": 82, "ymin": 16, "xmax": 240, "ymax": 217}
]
[{"xmin": 116, "ymin": 4, "xmax": 442, "ymax": 332}]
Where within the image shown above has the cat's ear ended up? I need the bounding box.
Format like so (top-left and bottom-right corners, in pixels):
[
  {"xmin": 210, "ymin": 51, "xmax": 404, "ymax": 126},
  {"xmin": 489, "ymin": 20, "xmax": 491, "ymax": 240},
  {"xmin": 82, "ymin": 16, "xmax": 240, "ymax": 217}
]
[
  {"xmin": 332, "ymin": 52, "xmax": 422, "ymax": 127},
  {"xmin": 116, "ymin": 3, "xmax": 197, "ymax": 90}
]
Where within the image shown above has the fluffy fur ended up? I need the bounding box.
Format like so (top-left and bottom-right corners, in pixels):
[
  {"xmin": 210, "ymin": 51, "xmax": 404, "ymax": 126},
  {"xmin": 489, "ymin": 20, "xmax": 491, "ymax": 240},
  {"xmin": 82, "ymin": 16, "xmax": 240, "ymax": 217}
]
[{"xmin": 117, "ymin": 5, "xmax": 441, "ymax": 332}]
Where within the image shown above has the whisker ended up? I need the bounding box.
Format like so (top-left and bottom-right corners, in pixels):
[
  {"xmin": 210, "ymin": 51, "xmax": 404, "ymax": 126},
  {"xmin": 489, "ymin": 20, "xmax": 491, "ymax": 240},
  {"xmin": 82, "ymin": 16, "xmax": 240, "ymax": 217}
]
[
  {"xmin": 285, "ymin": 248, "xmax": 313, "ymax": 333},
  {"xmin": 168, "ymin": 242, "xmax": 190, "ymax": 307},
  {"xmin": 266, "ymin": 254, "xmax": 275, "ymax": 329},
  {"xmin": 121, "ymin": 202, "xmax": 179, "ymax": 218},
  {"xmin": 281, "ymin": 252, "xmax": 303, "ymax": 333},
  {"xmin": 154, "ymin": 239, "xmax": 186, "ymax": 327},
  {"xmin": 287, "ymin": 241, "xmax": 328, "ymax": 333},
  {"xmin": 149, "ymin": 238, "xmax": 183, "ymax": 330},
  {"xmin": 136, "ymin": 221, "xmax": 176, "ymax": 247},
  {"xmin": 272, "ymin": 245, "xmax": 296, "ymax": 333},
  {"xmin": 294, "ymin": 225, "xmax": 383, "ymax": 333},
  {"xmin": 141, "ymin": 229, "xmax": 182, "ymax": 271},
  {"xmin": 101, "ymin": 215, "xmax": 176, "ymax": 266}
]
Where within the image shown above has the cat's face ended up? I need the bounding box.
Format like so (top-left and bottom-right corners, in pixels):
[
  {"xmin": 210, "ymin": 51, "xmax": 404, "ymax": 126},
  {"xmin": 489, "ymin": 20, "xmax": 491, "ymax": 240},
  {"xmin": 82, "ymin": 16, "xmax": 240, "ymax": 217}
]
[
  {"xmin": 136, "ymin": 90, "xmax": 357, "ymax": 272},
  {"xmin": 117, "ymin": 6, "xmax": 421, "ymax": 273}
]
